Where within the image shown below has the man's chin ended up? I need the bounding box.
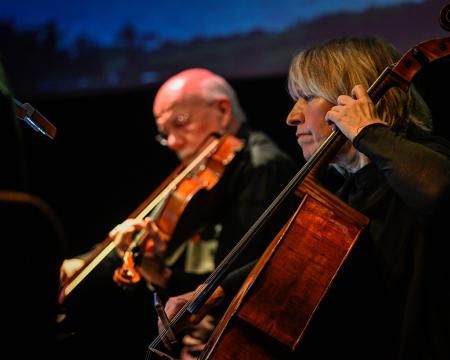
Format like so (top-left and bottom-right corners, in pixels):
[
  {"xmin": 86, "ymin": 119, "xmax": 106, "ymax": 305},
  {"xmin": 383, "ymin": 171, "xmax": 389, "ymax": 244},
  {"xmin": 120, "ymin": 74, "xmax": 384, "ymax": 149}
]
[{"xmin": 177, "ymin": 150, "xmax": 193, "ymax": 161}]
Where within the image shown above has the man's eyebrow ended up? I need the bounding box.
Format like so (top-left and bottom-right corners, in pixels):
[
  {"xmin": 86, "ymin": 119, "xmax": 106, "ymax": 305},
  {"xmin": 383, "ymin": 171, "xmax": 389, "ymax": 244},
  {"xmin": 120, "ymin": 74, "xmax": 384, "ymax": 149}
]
[{"xmin": 154, "ymin": 113, "xmax": 169, "ymax": 123}]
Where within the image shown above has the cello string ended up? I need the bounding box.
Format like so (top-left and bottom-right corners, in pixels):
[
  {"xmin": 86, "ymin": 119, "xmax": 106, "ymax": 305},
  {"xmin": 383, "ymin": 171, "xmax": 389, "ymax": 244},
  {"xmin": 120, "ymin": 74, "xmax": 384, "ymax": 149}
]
[
  {"xmin": 149, "ymin": 35, "xmax": 450, "ymax": 353},
  {"xmin": 153, "ymin": 71, "xmax": 374, "ymax": 344},
  {"xmin": 177, "ymin": 59, "xmax": 393, "ymax": 314},
  {"xmin": 147, "ymin": 130, "xmax": 342, "ymax": 350},
  {"xmin": 186, "ymin": 130, "xmax": 342, "ymax": 312}
]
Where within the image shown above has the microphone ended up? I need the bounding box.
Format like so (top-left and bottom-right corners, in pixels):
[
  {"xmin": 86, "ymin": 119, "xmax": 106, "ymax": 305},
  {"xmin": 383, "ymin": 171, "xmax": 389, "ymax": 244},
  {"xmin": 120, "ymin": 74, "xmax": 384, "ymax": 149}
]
[{"xmin": 14, "ymin": 98, "xmax": 57, "ymax": 140}]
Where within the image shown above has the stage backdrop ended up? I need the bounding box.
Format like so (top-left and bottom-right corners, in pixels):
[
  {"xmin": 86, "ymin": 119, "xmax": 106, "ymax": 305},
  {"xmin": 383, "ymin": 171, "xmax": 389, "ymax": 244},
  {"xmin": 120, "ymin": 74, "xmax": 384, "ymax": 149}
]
[
  {"xmin": 0, "ymin": 0, "xmax": 448, "ymax": 255},
  {"xmin": 0, "ymin": 0, "xmax": 447, "ymax": 96}
]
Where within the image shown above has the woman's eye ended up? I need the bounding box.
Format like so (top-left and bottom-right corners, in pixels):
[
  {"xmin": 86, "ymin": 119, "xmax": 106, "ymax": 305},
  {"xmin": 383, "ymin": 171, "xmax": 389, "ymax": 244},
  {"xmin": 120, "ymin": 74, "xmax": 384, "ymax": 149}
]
[{"xmin": 302, "ymin": 94, "xmax": 314, "ymax": 102}]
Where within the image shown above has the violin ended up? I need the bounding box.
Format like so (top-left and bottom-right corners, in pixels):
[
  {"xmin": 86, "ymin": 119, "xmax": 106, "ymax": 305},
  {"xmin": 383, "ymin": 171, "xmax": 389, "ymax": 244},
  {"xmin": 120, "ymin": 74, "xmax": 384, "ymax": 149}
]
[
  {"xmin": 58, "ymin": 133, "xmax": 243, "ymax": 304},
  {"xmin": 146, "ymin": 9, "xmax": 450, "ymax": 360},
  {"xmin": 112, "ymin": 133, "xmax": 244, "ymax": 287}
]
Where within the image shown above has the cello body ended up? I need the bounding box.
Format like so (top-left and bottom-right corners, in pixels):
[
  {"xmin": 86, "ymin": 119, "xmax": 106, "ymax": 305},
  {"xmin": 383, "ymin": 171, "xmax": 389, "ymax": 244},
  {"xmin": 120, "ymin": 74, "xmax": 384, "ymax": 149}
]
[{"xmin": 199, "ymin": 176, "xmax": 368, "ymax": 359}]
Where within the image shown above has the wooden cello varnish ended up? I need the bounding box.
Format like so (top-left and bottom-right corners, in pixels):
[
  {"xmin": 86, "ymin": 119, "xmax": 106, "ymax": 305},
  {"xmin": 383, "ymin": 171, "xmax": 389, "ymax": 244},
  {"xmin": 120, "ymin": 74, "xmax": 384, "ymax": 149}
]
[
  {"xmin": 199, "ymin": 174, "xmax": 369, "ymax": 359},
  {"xmin": 196, "ymin": 34, "xmax": 450, "ymax": 359}
]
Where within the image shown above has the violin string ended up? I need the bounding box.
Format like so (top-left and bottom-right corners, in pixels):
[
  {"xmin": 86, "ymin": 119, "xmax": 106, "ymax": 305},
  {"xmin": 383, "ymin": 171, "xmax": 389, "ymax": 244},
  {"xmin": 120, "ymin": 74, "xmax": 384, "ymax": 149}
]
[
  {"xmin": 136, "ymin": 137, "xmax": 221, "ymax": 221},
  {"xmin": 63, "ymin": 137, "xmax": 221, "ymax": 297}
]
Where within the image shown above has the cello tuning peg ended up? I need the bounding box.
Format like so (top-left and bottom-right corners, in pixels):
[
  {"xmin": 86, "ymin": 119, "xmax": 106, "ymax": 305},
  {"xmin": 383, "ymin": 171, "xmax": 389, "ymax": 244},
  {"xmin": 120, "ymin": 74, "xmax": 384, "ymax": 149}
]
[{"xmin": 439, "ymin": 4, "xmax": 450, "ymax": 31}]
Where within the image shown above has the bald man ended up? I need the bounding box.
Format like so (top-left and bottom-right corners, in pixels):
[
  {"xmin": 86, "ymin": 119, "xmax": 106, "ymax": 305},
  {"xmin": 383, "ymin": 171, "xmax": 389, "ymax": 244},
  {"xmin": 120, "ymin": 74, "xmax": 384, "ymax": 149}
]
[
  {"xmin": 153, "ymin": 68, "xmax": 243, "ymax": 160},
  {"xmin": 59, "ymin": 69, "xmax": 297, "ymax": 360}
]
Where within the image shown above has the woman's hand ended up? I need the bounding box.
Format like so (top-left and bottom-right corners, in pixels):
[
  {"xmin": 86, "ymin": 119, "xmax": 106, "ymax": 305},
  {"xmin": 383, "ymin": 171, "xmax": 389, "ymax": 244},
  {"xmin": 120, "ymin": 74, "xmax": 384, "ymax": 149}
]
[
  {"xmin": 326, "ymin": 84, "xmax": 386, "ymax": 141},
  {"xmin": 158, "ymin": 285, "xmax": 226, "ymax": 338}
]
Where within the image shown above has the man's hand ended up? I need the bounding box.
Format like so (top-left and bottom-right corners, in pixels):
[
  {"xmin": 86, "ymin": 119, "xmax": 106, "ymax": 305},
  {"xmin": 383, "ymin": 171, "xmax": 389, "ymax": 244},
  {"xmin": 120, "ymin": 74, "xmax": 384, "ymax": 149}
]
[
  {"xmin": 110, "ymin": 217, "xmax": 172, "ymax": 287},
  {"xmin": 60, "ymin": 258, "xmax": 85, "ymax": 283}
]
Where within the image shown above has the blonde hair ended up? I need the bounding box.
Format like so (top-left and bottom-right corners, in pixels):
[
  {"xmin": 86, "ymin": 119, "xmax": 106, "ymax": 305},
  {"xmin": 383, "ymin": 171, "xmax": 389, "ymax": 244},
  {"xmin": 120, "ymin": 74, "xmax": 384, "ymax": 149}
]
[{"xmin": 288, "ymin": 37, "xmax": 432, "ymax": 134}]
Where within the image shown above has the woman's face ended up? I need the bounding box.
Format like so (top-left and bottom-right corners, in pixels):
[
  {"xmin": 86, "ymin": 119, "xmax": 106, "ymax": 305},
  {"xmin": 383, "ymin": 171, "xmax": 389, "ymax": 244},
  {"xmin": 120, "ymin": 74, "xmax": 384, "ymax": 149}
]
[{"xmin": 286, "ymin": 95, "xmax": 334, "ymax": 160}]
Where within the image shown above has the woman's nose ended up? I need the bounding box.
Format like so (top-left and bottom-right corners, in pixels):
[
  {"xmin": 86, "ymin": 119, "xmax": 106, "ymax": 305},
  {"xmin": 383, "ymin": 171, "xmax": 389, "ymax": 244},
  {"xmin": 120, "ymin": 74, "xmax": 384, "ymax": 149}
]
[{"xmin": 286, "ymin": 101, "xmax": 304, "ymax": 126}]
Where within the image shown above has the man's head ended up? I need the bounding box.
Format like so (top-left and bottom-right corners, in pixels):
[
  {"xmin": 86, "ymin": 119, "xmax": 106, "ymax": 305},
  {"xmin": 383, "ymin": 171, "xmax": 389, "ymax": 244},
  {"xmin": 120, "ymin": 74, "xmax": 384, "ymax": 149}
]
[{"xmin": 153, "ymin": 68, "xmax": 245, "ymax": 160}]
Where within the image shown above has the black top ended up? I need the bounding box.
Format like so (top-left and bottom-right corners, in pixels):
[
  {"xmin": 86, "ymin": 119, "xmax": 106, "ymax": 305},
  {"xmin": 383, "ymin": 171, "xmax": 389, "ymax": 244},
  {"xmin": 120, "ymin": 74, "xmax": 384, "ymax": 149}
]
[{"xmin": 222, "ymin": 124, "xmax": 450, "ymax": 360}]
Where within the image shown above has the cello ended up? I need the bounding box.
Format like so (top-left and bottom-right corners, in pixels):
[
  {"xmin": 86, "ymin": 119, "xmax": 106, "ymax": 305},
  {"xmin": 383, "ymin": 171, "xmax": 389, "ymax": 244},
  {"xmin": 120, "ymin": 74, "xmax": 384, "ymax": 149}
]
[{"xmin": 148, "ymin": 12, "xmax": 450, "ymax": 360}]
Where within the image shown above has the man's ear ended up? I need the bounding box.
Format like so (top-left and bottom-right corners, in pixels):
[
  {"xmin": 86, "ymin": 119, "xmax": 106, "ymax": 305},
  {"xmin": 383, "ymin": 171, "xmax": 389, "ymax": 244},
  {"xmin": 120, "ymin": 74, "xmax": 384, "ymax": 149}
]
[{"xmin": 216, "ymin": 98, "xmax": 232, "ymax": 130}]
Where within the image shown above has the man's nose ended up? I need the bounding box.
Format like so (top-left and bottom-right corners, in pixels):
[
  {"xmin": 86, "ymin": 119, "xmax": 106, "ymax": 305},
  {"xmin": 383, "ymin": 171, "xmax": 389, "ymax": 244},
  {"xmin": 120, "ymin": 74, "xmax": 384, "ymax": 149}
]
[{"xmin": 167, "ymin": 132, "xmax": 184, "ymax": 150}]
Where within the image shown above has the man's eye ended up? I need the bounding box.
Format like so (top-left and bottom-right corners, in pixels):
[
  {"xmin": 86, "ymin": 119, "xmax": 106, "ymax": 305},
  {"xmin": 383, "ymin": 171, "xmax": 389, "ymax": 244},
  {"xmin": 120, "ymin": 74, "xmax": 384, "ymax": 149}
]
[{"xmin": 173, "ymin": 114, "xmax": 189, "ymax": 127}]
